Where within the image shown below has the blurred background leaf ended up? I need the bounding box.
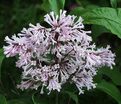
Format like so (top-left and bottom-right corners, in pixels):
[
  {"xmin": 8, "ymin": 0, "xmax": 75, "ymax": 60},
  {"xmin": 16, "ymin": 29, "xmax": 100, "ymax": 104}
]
[
  {"xmin": 98, "ymin": 67, "xmax": 121, "ymax": 86},
  {"xmin": 97, "ymin": 80, "xmax": 121, "ymax": 104},
  {"xmin": 0, "ymin": 48, "xmax": 4, "ymax": 80},
  {"xmin": 91, "ymin": 25, "xmax": 110, "ymax": 41},
  {"xmin": 65, "ymin": 91, "xmax": 79, "ymax": 104},
  {"xmin": 49, "ymin": 0, "xmax": 65, "ymax": 14},
  {"xmin": 0, "ymin": 94, "xmax": 7, "ymax": 104},
  {"xmin": 110, "ymin": 0, "xmax": 117, "ymax": 8}
]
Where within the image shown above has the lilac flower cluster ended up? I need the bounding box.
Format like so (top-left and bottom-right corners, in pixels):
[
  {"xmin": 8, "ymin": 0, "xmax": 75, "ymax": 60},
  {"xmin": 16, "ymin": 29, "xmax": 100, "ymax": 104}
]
[{"xmin": 3, "ymin": 10, "xmax": 115, "ymax": 94}]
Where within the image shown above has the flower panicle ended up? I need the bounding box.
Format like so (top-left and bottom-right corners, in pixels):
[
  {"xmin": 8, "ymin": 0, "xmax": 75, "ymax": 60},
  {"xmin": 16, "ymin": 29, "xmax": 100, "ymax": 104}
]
[{"xmin": 3, "ymin": 10, "xmax": 115, "ymax": 94}]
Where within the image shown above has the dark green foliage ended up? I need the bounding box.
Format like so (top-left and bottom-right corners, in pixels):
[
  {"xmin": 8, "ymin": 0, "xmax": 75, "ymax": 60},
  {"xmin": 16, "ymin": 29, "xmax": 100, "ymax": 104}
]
[{"xmin": 0, "ymin": 94, "xmax": 7, "ymax": 104}]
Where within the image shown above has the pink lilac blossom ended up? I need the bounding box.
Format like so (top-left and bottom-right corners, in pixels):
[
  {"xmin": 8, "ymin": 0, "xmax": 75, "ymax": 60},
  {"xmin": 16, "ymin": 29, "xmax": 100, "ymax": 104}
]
[{"xmin": 3, "ymin": 10, "xmax": 115, "ymax": 94}]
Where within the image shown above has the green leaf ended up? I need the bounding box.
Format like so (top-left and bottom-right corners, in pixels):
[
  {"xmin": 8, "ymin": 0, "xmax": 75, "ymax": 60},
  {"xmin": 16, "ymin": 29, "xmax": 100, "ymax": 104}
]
[
  {"xmin": 7, "ymin": 96, "xmax": 33, "ymax": 104},
  {"xmin": 49, "ymin": 0, "xmax": 65, "ymax": 15},
  {"xmin": 70, "ymin": 7, "xmax": 87, "ymax": 16},
  {"xmin": 0, "ymin": 94, "xmax": 7, "ymax": 104},
  {"xmin": 59, "ymin": 0, "xmax": 65, "ymax": 10},
  {"xmin": 32, "ymin": 93, "xmax": 37, "ymax": 104},
  {"xmin": 65, "ymin": 91, "xmax": 78, "ymax": 104},
  {"xmin": 40, "ymin": 0, "xmax": 51, "ymax": 12},
  {"xmin": 1, "ymin": 57, "xmax": 21, "ymax": 96},
  {"xmin": 8, "ymin": 99, "xmax": 27, "ymax": 104},
  {"xmin": 92, "ymin": 25, "xmax": 110, "ymax": 41},
  {"xmin": 110, "ymin": 0, "xmax": 117, "ymax": 8},
  {"xmin": 49, "ymin": 0, "xmax": 58, "ymax": 14},
  {"xmin": 31, "ymin": 94, "xmax": 49, "ymax": 104},
  {"xmin": 81, "ymin": 7, "xmax": 121, "ymax": 39},
  {"xmin": 0, "ymin": 48, "xmax": 4, "ymax": 66},
  {"xmin": 97, "ymin": 80, "xmax": 121, "ymax": 104},
  {"xmin": 8, "ymin": 100, "xmax": 27, "ymax": 104},
  {"xmin": 98, "ymin": 67, "xmax": 121, "ymax": 86},
  {"xmin": 0, "ymin": 48, "xmax": 4, "ymax": 80},
  {"xmin": 75, "ymin": 0, "xmax": 91, "ymax": 6}
]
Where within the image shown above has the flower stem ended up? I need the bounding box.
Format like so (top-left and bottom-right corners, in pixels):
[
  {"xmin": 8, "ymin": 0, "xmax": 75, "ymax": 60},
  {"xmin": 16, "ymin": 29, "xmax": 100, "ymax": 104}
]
[{"xmin": 56, "ymin": 92, "xmax": 59, "ymax": 104}]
